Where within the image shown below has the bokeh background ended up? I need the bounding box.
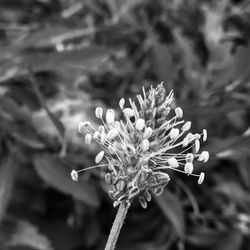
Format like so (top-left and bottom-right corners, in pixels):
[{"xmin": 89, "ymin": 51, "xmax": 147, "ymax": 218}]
[{"xmin": 0, "ymin": 0, "xmax": 250, "ymax": 249}]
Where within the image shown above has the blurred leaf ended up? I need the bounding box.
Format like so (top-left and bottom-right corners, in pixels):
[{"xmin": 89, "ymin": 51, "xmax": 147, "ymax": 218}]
[
  {"xmin": 213, "ymin": 229, "xmax": 242, "ymax": 250},
  {"xmin": 39, "ymin": 221, "xmax": 82, "ymax": 250},
  {"xmin": 11, "ymin": 131, "xmax": 45, "ymax": 150},
  {"xmin": 30, "ymin": 71, "xmax": 65, "ymax": 139},
  {"xmin": 187, "ymin": 227, "xmax": 230, "ymax": 247},
  {"xmin": 0, "ymin": 96, "xmax": 33, "ymax": 126},
  {"xmin": 34, "ymin": 154, "xmax": 100, "ymax": 207},
  {"xmin": 151, "ymin": 42, "xmax": 174, "ymax": 87},
  {"xmin": 15, "ymin": 46, "xmax": 110, "ymax": 72},
  {"xmin": 155, "ymin": 190, "xmax": 185, "ymax": 238},
  {"xmin": 8, "ymin": 220, "xmax": 53, "ymax": 250},
  {"xmin": 0, "ymin": 154, "xmax": 16, "ymax": 223},
  {"xmin": 214, "ymin": 181, "xmax": 250, "ymax": 211}
]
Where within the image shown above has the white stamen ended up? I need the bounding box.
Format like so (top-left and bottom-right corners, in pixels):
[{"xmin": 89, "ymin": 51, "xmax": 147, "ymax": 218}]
[
  {"xmin": 182, "ymin": 137, "xmax": 189, "ymax": 147},
  {"xmin": 85, "ymin": 133, "xmax": 92, "ymax": 144},
  {"xmin": 135, "ymin": 118, "xmax": 145, "ymax": 131},
  {"xmin": 184, "ymin": 162, "xmax": 193, "ymax": 175},
  {"xmin": 203, "ymin": 129, "xmax": 207, "ymax": 142},
  {"xmin": 95, "ymin": 151, "xmax": 105, "ymax": 164},
  {"xmin": 78, "ymin": 121, "xmax": 90, "ymax": 133},
  {"xmin": 141, "ymin": 139, "xmax": 150, "ymax": 151},
  {"xmin": 98, "ymin": 125, "xmax": 105, "ymax": 134},
  {"xmin": 106, "ymin": 109, "xmax": 115, "ymax": 124},
  {"xmin": 198, "ymin": 172, "xmax": 205, "ymax": 184},
  {"xmin": 100, "ymin": 133, "xmax": 106, "ymax": 144},
  {"xmin": 143, "ymin": 127, "xmax": 153, "ymax": 139},
  {"xmin": 167, "ymin": 157, "xmax": 179, "ymax": 168},
  {"xmin": 169, "ymin": 128, "xmax": 179, "ymax": 140},
  {"xmin": 194, "ymin": 140, "xmax": 200, "ymax": 153},
  {"xmin": 175, "ymin": 107, "xmax": 183, "ymax": 118},
  {"xmin": 119, "ymin": 98, "xmax": 125, "ymax": 110},
  {"xmin": 93, "ymin": 131, "xmax": 100, "ymax": 139},
  {"xmin": 95, "ymin": 107, "xmax": 103, "ymax": 119},
  {"xmin": 107, "ymin": 128, "xmax": 119, "ymax": 140},
  {"xmin": 123, "ymin": 108, "xmax": 134, "ymax": 117},
  {"xmin": 182, "ymin": 121, "xmax": 191, "ymax": 131},
  {"xmin": 71, "ymin": 170, "xmax": 78, "ymax": 182},
  {"xmin": 186, "ymin": 153, "xmax": 194, "ymax": 163},
  {"xmin": 198, "ymin": 151, "xmax": 209, "ymax": 162}
]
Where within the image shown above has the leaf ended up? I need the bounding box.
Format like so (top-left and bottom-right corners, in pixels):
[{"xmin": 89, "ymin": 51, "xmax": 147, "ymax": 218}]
[
  {"xmin": 33, "ymin": 154, "xmax": 100, "ymax": 207},
  {"xmin": 187, "ymin": 227, "xmax": 228, "ymax": 247},
  {"xmin": 154, "ymin": 190, "xmax": 185, "ymax": 238}
]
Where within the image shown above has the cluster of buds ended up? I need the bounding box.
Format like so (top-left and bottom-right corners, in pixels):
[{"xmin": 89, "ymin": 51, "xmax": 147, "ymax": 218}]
[{"xmin": 71, "ymin": 83, "xmax": 209, "ymax": 208}]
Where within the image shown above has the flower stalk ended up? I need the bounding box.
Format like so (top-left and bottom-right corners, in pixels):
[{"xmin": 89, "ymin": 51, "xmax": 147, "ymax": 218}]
[{"xmin": 104, "ymin": 203, "xmax": 130, "ymax": 250}]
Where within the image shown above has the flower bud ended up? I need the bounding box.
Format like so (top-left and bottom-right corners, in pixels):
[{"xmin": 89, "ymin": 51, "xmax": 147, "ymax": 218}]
[
  {"xmin": 169, "ymin": 128, "xmax": 179, "ymax": 140},
  {"xmin": 129, "ymin": 186, "xmax": 140, "ymax": 198},
  {"xmin": 113, "ymin": 201, "xmax": 120, "ymax": 207},
  {"xmin": 95, "ymin": 151, "xmax": 104, "ymax": 164},
  {"xmin": 198, "ymin": 151, "xmax": 209, "ymax": 162},
  {"xmin": 95, "ymin": 107, "xmax": 103, "ymax": 119},
  {"xmin": 135, "ymin": 118, "xmax": 145, "ymax": 131},
  {"xmin": 175, "ymin": 107, "xmax": 183, "ymax": 118},
  {"xmin": 203, "ymin": 129, "xmax": 207, "ymax": 142},
  {"xmin": 157, "ymin": 172, "xmax": 170, "ymax": 182},
  {"xmin": 198, "ymin": 172, "xmax": 205, "ymax": 184},
  {"xmin": 141, "ymin": 139, "xmax": 150, "ymax": 151},
  {"xmin": 123, "ymin": 108, "xmax": 134, "ymax": 117},
  {"xmin": 106, "ymin": 109, "xmax": 115, "ymax": 124},
  {"xmin": 116, "ymin": 179, "xmax": 126, "ymax": 191},
  {"xmin": 118, "ymin": 195, "xmax": 128, "ymax": 202},
  {"xmin": 71, "ymin": 170, "xmax": 78, "ymax": 182},
  {"xmin": 143, "ymin": 127, "xmax": 153, "ymax": 139},
  {"xmin": 119, "ymin": 98, "xmax": 125, "ymax": 110},
  {"xmin": 105, "ymin": 173, "xmax": 112, "ymax": 185},
  {"xmin": 143, "ymin": 190, "xmax": 152, "ymax": 202},
  {"xmin": 167, "ymin": 157, "xmax": 179, "ymax": 168},
  {"xmin": 108, "ymin": 190, "xmax": 114, "ymax": 199},
  {"xmin": 154, "ymin": 186, "xmax": 164, "ymax": 196},
  {"xmin": 139, "ymin": 196, "xmax": 147, "ymax": 208},
  {"xmin": 184, "ymin": 162, "xmax": 193, "ymax": 175},
  {"xmin": 85, "ymin": 133, "xmax": 92, "ymax": 144},
  {"xmin": 182, "ymin": 121, "xmax": 191, "ymax": 131}
]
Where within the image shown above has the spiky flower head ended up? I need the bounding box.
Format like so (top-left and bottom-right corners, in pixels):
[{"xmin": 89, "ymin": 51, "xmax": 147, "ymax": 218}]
[{"xmin": 72, "ymin": 83, "xmax": 209, "ymax": 208}]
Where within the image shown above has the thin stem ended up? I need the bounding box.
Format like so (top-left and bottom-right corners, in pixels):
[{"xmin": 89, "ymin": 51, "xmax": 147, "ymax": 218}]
[{"xmin": 104, "ymin": 203, "xmax": 130, "ymax": 250}]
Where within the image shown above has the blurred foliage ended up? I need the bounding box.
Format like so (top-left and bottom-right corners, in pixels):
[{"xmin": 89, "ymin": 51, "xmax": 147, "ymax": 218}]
[{"xmin": 0, "ymin": 0, "xmax": 250, "ymax": 249}]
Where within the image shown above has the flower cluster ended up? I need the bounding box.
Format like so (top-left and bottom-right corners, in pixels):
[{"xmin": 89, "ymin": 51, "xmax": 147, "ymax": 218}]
[{"xmin": 71, "ymin": 83, "xmax": 209, "ymax": 208}]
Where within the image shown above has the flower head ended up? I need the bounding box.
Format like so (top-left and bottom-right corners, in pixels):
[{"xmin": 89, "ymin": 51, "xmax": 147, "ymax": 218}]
[{"xmin": 72, "ymin": 83, "xmax": 209, "ymax": 208}]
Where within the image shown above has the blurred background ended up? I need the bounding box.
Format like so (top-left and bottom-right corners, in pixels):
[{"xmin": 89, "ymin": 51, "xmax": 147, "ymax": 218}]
[{"xmin": 0, "ymin": 0, "xmax": 250, "ymax": 249}]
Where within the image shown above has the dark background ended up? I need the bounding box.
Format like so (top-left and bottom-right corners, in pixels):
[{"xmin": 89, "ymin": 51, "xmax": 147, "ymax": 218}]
[{"xmin": 0, "ymin": 0, "xmax": 250, "ymax": 249}]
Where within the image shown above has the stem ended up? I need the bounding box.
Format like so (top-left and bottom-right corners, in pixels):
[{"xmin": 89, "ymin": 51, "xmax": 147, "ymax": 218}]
[{"xmin": 104, "ymin": 203, "xmax": 130, "ymax": 250}]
